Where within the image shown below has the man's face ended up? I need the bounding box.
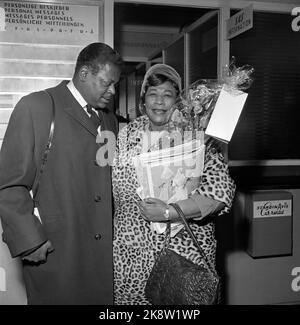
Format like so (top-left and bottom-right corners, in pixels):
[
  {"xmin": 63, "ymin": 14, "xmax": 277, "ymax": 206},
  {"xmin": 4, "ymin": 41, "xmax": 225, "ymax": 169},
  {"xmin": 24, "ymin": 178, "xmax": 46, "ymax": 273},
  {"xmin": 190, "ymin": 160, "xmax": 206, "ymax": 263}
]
[{"xmin": 82, "ymin": 62, "xmax": 121, "ymax": 109}]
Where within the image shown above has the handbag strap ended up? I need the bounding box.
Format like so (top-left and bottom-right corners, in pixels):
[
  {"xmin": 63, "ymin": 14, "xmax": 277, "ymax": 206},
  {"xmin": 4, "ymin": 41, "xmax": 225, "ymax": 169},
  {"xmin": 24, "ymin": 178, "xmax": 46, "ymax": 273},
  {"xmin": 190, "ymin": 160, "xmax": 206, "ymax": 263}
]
[
  {"xmin": 169, "ymin": 202, "xmax": 216, "ymax": 275},
  {"xmin": 32, "ymin": 90, "xmax": 56, "ymax": 202}
]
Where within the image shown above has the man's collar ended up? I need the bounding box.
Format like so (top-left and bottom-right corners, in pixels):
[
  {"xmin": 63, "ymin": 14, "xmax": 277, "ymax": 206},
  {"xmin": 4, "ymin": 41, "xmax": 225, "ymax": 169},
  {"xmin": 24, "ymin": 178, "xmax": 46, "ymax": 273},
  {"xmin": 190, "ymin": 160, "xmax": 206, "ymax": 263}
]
[{"xmin": 67, "ymin": 80, "xmax": 87, "ymax": 108}]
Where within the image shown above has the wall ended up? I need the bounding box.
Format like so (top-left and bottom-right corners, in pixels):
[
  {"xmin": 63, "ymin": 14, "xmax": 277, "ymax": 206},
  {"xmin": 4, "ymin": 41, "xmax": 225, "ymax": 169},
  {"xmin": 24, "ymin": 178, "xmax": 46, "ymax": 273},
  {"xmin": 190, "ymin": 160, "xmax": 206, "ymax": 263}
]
[
  {"xmin": 115, "ymin": 25, "xmax": 177, "ymax": 62},
  {"xmin": 224, "ymin": 189, "xmax": 300, "ymax": 305},
  {"xmin": 0, "ymin": 222, "xmax": 27, "ymax": 305},
  {"xmin": 0, "ymin": 0, "xmax": 103, "ymax": 147}
]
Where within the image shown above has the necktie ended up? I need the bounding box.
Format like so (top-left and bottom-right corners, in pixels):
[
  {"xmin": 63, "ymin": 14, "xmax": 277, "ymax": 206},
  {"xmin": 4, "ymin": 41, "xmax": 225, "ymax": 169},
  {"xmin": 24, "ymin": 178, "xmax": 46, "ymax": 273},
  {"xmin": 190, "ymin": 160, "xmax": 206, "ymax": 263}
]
[{"xmin": 86, "ymin": 104, "xmax": 101, "ymax": 129}]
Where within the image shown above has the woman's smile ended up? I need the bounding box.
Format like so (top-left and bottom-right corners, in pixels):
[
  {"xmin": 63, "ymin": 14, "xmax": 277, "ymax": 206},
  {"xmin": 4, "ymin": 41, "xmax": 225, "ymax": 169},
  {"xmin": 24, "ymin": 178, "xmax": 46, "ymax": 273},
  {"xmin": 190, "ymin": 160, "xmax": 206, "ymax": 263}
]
[{"xmin": 152, "ymin": 108, "xmax": 167, "ymax": 114}]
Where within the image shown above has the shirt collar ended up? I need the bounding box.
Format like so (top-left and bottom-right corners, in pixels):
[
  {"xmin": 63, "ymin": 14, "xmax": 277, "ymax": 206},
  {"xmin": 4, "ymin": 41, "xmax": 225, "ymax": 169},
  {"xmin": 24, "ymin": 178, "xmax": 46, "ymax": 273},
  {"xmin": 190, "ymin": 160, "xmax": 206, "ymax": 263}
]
[{"xmin": 67, "ymin": 80, "xmax": 88, "ymax": 110}]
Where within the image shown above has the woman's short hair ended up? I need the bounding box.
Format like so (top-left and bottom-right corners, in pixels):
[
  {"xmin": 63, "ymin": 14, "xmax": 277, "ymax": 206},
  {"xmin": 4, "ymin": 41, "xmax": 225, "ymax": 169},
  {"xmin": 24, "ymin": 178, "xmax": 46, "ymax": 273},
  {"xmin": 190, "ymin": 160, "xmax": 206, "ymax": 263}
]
[{"xmin": 74, "ymin": 42, "xmax": 123, "ymax": 75}]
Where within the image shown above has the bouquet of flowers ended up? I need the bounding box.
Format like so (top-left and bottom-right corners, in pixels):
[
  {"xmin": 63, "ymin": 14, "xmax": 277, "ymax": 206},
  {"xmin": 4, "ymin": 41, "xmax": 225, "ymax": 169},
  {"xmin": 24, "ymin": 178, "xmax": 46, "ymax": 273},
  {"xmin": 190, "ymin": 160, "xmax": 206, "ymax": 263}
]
[
  {"xmin": 134, "ymin": 58, "xmax": 254, "ymax": 236},
  {"xmin": 169, "ymin": 57, "xmax": 254, "ymax": 142}
]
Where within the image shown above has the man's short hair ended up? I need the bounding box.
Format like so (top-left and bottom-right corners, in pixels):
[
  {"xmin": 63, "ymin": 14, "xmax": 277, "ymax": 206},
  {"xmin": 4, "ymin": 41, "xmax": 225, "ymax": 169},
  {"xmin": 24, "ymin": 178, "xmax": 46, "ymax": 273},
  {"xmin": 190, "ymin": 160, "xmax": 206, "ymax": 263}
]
[{"xmin": 74, "ymin": 42, "xmax": 123, "ymax": 75}]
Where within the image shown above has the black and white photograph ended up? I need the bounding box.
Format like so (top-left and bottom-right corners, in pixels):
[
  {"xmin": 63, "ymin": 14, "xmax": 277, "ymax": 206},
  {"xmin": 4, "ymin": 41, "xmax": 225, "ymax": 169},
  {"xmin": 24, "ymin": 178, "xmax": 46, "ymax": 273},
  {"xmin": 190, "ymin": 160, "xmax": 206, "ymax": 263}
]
[{"xmin": 0, "ymin": 0, "xmax": 299, "ymax": 314}]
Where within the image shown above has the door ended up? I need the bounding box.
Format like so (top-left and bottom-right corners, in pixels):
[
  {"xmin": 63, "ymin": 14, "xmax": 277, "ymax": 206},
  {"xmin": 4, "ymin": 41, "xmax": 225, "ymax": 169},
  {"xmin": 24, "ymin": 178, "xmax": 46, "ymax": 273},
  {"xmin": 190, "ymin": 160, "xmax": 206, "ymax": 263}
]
[{"xmin": 163, "ymin": 10, "xmax": 219, "ymax": 90}]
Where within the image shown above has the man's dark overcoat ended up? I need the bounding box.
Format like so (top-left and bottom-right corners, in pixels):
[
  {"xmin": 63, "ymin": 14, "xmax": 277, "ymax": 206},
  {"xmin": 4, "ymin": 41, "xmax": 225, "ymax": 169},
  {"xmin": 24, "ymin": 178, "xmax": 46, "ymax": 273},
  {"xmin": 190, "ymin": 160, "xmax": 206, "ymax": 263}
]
[{"xmin": 0, "ymin": 81, "xmax": 117, "ymax": 304}]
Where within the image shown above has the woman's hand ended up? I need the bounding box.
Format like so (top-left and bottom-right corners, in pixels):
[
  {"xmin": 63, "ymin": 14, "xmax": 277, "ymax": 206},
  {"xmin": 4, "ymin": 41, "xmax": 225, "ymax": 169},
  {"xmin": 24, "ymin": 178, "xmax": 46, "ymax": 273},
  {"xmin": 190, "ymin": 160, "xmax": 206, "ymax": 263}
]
[{"xmin": 137, "ymin": 197, "xmax": 169, "ymax": 222}]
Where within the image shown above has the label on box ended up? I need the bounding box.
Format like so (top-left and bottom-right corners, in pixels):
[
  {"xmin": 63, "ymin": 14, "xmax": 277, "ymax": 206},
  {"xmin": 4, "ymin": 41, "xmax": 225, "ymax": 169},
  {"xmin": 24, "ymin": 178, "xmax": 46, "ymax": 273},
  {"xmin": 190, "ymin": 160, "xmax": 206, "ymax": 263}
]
[{"xmin": 253, "ymin": 200, "xmax": 292, "ymax": 218}]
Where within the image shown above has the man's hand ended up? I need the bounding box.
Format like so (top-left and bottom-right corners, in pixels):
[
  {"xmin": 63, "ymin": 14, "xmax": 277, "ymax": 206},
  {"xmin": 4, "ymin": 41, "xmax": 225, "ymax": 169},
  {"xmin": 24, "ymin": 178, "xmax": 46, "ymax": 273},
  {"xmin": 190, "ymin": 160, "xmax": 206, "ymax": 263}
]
[{"xmin": 22, "ymin": 240, "xmax": 54, "ymax": 264}]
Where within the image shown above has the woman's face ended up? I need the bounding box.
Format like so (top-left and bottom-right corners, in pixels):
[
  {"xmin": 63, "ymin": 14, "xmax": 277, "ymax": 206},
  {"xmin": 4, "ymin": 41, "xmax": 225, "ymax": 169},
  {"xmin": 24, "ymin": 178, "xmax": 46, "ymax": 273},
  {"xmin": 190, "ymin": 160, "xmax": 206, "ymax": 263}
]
[{"xmin": 144, "ymin": 81, "xmax": 177, "ymax": 130}]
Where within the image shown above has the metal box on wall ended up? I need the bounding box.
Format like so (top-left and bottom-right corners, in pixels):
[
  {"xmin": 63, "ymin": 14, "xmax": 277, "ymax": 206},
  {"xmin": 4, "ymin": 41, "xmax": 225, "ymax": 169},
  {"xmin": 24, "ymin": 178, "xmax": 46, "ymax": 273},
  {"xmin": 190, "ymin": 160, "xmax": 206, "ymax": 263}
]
[{"xmin": 245, "ymin": 190, "xmax": 293, "ymax": 258}]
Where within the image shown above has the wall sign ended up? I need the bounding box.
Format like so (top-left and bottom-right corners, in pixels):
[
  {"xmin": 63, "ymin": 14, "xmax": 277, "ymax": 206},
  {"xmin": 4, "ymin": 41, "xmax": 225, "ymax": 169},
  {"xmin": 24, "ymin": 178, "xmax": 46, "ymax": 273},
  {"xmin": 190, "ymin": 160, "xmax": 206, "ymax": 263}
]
[
  {"xmin": 253, "ymin": 199, "xmax": 292, "ymax": 218},
  {"xmin": 0, "ymin": 1, "xmax": 100, "ymax": 45},
  {"xmin": 226, "ymin": 4, "xmax": 253, "ymax": 40}
]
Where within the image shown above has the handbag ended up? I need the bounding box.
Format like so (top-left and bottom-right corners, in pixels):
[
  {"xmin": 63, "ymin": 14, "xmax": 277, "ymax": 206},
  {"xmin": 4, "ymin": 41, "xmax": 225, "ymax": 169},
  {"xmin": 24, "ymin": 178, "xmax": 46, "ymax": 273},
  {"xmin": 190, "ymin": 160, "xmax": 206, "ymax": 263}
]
[{"xmin": 145, "ymin": 202, "xmax": 220, "ymax": 305}]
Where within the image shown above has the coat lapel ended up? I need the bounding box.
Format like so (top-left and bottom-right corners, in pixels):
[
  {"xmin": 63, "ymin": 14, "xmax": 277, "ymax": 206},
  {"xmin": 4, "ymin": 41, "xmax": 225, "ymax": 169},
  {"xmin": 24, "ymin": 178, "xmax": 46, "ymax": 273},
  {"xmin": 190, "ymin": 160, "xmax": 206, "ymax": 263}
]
[
  {"xmin": 64, "ymin": 105, "xmax": 98, "ymax": 137},
  {"xmin": 54, "ymin": 81, "xmax": 98, "ymax": 137}
]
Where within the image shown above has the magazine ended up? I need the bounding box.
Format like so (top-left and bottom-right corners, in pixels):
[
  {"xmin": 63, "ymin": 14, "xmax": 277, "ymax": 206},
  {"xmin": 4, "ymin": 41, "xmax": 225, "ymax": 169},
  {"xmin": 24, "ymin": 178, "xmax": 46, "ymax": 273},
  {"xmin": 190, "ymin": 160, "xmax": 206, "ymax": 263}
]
[{"xmin": 133, "ymin": 136, "xmax": 205, "ymax": 236}]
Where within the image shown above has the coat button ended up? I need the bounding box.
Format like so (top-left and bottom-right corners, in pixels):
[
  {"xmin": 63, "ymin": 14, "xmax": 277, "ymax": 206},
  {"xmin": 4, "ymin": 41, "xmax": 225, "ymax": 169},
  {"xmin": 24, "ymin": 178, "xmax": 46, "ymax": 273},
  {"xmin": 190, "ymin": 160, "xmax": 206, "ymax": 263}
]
[
  {"xmin": 94, "ymin": 233, "xmax": 101, "ymax": 240},
  {"xmin": 95, "ymin": 195, "xmax": 102, "ymax": 202}
]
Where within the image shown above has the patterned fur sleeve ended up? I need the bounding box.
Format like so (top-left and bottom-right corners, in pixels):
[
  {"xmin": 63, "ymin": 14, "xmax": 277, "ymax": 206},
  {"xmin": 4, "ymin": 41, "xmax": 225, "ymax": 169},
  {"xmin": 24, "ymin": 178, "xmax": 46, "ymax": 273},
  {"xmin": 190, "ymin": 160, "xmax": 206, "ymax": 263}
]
[
  {"xmin": 112, "ymin": 125, "xmax": 127, "ymax": 207},
  {"xmin": 193, "ymin": 145, "xmax": 236, "ymax": 215}
]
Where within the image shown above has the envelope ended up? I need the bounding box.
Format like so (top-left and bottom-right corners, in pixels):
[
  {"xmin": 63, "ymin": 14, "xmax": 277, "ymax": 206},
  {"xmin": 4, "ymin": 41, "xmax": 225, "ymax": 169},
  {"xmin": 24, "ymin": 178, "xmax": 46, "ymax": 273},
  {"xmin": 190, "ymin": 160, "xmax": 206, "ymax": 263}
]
[{"xmin": 205, "ymin": 88, "xmax": 248, "ymax": 142}]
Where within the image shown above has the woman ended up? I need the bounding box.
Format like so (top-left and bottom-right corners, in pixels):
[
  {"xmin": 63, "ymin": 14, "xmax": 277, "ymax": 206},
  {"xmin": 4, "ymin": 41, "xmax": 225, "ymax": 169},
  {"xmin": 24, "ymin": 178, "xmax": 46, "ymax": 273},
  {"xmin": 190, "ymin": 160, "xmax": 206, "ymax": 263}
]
[{"xmin": 112, "ymin": 64, "xmax": 236, "ymax": 305}]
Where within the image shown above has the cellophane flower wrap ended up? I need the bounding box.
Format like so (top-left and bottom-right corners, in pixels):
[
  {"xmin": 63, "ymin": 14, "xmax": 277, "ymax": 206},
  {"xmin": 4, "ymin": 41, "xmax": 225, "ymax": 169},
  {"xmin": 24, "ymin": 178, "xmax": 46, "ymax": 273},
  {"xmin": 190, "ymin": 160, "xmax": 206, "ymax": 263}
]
[{"xmin": 169, "ymin": 58, "xmax": 254, "ymax": 136}]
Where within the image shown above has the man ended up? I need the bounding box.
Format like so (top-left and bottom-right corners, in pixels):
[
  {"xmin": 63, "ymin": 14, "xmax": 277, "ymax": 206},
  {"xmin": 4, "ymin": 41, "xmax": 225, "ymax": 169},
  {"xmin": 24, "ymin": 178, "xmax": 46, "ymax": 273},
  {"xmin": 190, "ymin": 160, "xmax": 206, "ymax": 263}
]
[{"xmin": 0, "ymin": 43, "xmax": 122, "ymax": 304}]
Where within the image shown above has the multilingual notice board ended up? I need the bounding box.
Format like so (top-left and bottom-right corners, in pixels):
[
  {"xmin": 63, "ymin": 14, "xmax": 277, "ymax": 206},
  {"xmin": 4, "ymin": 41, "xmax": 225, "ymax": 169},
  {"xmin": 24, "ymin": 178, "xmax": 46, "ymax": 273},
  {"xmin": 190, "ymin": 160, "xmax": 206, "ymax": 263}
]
[{"xmin": 0, "ymin": 0, "xmax": 101, "ymax": 45}]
